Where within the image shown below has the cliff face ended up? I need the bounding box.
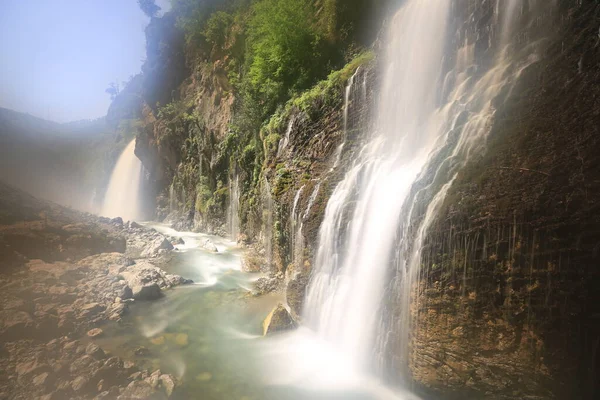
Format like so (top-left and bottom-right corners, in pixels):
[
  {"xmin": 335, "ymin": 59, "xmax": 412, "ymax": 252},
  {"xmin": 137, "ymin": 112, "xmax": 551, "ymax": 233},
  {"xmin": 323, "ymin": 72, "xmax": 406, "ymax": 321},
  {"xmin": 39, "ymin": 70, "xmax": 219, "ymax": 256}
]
[{"xmin": 402, "ymin": 1, "xmax": 600, "ymax": 399}]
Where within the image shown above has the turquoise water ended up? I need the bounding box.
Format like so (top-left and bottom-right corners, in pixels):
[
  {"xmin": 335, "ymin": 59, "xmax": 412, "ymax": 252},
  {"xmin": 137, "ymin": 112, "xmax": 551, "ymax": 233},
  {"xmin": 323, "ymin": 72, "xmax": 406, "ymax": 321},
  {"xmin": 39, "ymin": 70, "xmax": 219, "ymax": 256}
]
[{"xmin": 96, "ymin": 224, "xmax": 416, "ymax": 400}]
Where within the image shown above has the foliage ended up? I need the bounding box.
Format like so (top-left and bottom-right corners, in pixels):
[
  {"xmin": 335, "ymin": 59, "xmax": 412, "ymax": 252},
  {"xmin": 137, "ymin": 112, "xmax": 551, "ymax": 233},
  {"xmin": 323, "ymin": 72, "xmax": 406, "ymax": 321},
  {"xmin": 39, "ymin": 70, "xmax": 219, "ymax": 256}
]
[
  {"xmin": 265, "ymin": 50, "xmax": 375, "ymax": 133},
  {"xmin": 138, "ymin": 0, "xmax": 161, "ymax": 18},
  {"xmin": 105, "ymin": 82, "xmax": 120, "ymax": 100},
  {"xmin": 241, "ymin": 0, "xmax": 333, "ymax": 126},
  {"xmin": 107, "ymin": 0, "xmax": 384, "ymax": 235},
  {"xmin": 203, "ymin": 11, "xmax": 234, "ymax": 48},
  {"xmin": 156, "ymin": 100, "xmax": 203, "ymax": 145}
]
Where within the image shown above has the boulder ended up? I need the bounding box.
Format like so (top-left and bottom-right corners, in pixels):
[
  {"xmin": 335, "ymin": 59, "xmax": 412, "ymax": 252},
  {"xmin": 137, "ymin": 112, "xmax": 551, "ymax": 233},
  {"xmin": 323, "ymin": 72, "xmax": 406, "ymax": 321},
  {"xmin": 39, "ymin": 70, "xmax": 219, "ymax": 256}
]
[
  {"xmin": 140, "ymin": 237, "xmax": 173, "ymax": 258},
  {"xmin": 129, "ymin": 221, "xmax": 142, "ymax": 229},
  {"xmin": 262, "ymin": 303, "xmax": 297, "ymax": 335},
  {"xmin": 159, "ymin": 374, "xmax": 176, "ymax": 396},
  {"xmin": 110, "ymin": 217, "xmax": 124, "ymax": 226},
  {"xmin": 32, "ymin": 372, "xmax": 49, "ymax": 387},
  {"xmin": 118, "ymin": 285, "xmax": 133, "ymax": 300},
  {"xmin": 253, "ymin": 276, "xmax": 279, "ymax": 295},
  {"xmin": 119, "ymin": 261, "xmax": 189, "ymax": 300},
  {"xmin": 71, "ymin": 376, "xmax": 89, "ymax": 392},
  {"xmin": 85, "ymin": 343, "xmax": 105, "ymax": 359},
  {"xmin": 200, "ymin": 239, "xmax": 218, "ymax": 253},
  {"xmin": 132, "ymin": 283, "xmax": 162, "ymax": 301},
  {"xmin": 80, "ymin": 303, "xmax": 104, "ymax": 317},
  {"xmin": 117, "ymin": 381, "xmax": 166, "ymax": 400}
]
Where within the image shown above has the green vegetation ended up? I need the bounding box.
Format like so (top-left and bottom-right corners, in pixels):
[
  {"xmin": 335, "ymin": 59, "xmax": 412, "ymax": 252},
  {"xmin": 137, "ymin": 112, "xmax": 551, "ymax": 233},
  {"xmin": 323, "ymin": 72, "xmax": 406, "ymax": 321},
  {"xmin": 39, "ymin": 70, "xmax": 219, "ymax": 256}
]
[
  {"xmin": 264, "ymin": 50, "xmax": 375, "ymax": 135},
  {"xmin": 242, "ymin": 0, "xmax": 333, "ymax": 124},
  {"xmin": 108, "ymin": 0, "xmax": 382, "ymax": 230}
]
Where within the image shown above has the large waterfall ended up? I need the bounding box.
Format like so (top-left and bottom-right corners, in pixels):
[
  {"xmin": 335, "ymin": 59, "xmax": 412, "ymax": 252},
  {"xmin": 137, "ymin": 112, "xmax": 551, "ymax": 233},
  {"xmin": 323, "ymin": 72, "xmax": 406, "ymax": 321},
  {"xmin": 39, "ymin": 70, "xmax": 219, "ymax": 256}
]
[
  {"xmin": 303, "ymin": 0, "xmax": 451, "ymax": 372},
  {"xmin": 302, "ymin": 0, "xmax": 547, "ymax": 384},
  {"xmin": 101, "ymin": 139, "xmax": 143, "ymax": 222}
]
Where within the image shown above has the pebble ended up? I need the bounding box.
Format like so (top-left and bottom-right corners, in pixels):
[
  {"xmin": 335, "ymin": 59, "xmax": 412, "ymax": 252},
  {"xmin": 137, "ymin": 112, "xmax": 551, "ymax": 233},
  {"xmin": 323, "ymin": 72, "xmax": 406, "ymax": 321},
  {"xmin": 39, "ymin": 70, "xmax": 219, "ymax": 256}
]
[{"xmin": 87, "ymin": 328, "xmax": 104, "ymax": 338}]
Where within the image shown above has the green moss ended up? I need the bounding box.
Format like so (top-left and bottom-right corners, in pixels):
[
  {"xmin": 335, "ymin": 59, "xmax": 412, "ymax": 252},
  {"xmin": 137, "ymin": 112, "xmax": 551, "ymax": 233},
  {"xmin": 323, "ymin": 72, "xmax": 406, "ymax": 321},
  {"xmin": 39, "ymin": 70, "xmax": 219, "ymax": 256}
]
[
  {"xmin": 263, "ymin": 132, "xmax": 281, "ymax": 160},
  {"xmin": 292, "ymin": 50, "xmax": 374, "ymax": 112},
  {"xmin": 263, "ymin": 50, "xmax": 375, "ymax": 134}
]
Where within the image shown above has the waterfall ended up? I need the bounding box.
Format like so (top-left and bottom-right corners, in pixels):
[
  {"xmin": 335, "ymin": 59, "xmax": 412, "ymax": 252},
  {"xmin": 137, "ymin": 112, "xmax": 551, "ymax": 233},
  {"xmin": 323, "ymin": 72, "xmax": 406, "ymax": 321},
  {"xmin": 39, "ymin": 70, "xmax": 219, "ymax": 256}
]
[
  {"xmin": 277, "ymin": 117, "xmax": 295, "ymax": 157},
  {"xmin": 300, "ymin": 0, "xmax": 551, "ymax": 382},
  {"xmin": 303, "ymin": 0, "xmax": 452, "ymax": 372},
  {"xmin": 332, "ymin": 68, "xmax": 367, "ymax": 171},
  {"xmin": 262, "ymin": 178, "xmax": 274, "ymax": 267},
  {"xmin": 289, "ymin": 68, "xmax": 366, "ymax": 273},
  {"xmin": 228, "ymin": 174, "xmax": 240, "ymax": 241},
  {"xmin": 289, "ymin": 185, "xmax": 305, "ymax": 271},
  {"xmin": 101, "ymin": 139, "xmax": 143, "ymax": 222},
  {"xmin": 169, "ymin": 181, "xmax": 176, "ymax": 213}
]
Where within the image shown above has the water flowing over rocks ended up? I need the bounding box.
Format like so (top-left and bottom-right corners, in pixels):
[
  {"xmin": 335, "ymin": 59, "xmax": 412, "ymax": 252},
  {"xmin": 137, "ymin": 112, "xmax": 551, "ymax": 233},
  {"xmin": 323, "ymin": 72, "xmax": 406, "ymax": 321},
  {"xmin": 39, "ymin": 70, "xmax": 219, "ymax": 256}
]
[{"xmin": 0, "ymin": 183, "xmax": 188, "ymax": 398}]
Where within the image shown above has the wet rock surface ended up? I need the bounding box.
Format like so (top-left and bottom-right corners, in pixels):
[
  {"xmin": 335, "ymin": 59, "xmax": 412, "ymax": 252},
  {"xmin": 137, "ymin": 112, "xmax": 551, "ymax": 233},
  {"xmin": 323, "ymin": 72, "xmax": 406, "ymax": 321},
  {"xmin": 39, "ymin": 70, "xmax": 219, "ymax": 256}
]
[
  {"xmin": 262, "ymin": 303, "xmax": 296, "ymax": 336},
  {"xmin": 398, "ymin": 2, "xmax": 600, "ymax": 399},
  {"xmin": 0, "ymin": 183, "xmax": 187, "ymax": 398}
]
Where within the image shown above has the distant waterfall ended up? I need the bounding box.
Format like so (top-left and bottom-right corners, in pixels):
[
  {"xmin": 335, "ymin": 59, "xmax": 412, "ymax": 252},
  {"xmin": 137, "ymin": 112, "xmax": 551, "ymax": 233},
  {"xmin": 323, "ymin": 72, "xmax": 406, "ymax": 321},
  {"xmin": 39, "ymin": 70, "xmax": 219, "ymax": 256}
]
[{"xmin": 101, "ymin": 139, "xmax": 143, "ymax": 222}]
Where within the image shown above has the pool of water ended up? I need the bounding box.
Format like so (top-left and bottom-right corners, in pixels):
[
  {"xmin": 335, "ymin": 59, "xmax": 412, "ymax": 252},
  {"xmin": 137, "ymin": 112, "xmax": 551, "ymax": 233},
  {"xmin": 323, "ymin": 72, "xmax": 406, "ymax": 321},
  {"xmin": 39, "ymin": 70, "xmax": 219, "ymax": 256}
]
[{"xmin": 96, "ymin": 224, "xmax": 418, "ymax": 400}]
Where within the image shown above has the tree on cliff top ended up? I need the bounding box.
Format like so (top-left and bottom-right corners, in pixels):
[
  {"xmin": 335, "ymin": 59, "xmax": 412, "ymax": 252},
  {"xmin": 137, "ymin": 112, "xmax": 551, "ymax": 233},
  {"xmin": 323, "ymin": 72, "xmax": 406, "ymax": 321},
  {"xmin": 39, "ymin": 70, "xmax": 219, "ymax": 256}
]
[
  {"xmin": 243, "ymin": 0, "xmax": 329, "ymax": 123},
  {"xmin": 138, "ymin": 0, "xmax": 161, "ymax": 18}
]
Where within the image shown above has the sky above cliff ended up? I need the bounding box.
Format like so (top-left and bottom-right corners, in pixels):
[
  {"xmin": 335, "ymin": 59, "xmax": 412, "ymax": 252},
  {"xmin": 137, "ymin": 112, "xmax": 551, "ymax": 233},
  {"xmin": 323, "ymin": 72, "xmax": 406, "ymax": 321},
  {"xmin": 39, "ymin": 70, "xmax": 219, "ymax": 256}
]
[{"xmin": 0, "ymin": 0, "xmax": 170, "ymax": 123}]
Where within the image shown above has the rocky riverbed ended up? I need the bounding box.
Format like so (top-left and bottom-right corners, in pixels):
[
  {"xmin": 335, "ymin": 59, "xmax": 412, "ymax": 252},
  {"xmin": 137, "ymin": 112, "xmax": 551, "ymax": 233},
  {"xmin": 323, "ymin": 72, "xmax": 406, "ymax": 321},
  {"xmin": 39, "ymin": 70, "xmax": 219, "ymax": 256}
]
[{"xmin": 0, "ymin": 183, "xmax": 194, "ymax": 399}]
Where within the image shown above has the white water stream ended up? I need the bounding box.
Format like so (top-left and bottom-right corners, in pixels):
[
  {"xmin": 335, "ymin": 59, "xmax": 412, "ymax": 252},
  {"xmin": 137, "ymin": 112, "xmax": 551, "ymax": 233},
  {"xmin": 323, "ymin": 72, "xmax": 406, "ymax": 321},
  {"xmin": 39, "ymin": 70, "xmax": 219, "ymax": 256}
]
[
  {"xmin": 304, "ymin": 0, "xmax": 451, "ymax": 372},
  {"xmin": 228, "ymin": 174, "xmax": 240, "ymax": 241}
]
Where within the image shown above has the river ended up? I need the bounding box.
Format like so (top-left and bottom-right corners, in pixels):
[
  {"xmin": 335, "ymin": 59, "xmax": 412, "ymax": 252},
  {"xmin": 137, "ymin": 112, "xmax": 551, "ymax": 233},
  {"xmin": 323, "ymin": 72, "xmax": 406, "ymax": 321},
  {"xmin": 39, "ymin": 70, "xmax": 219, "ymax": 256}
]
[{"xmin": 93, "ymin": 223, "xmax": 418, "ymax": 400}]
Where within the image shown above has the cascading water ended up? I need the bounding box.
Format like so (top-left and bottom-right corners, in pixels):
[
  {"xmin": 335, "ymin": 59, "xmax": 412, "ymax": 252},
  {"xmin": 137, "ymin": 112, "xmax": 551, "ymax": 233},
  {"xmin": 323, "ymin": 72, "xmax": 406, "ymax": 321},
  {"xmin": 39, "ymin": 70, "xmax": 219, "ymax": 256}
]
[
  {"xmin": 169, "ymin": 181, "xmax": 176, "ymax": 213},
  {"xmin": 288, "ymin": 69, "xmax": 366, "ymax": 274},
  {"xmin": 378, "ymin": 0, "xmax": 552, "ymax": 377},
  {"xmin": 298, "ymin": 0, "xmax": 553, "ymax": 386},
  {"xmin": 277, "ymin": 117, "xmax": 295, "ymax": 157},
  {"xmin": 228, "ymin": 174, "xmax": 240, "ymax": 241},
  {"xmin": 289, "ymin": 185, "xmax": 305, "ymax": 271},
  {"xmin": 262, "ymin": 178, "xmax": 274, "ymax": 267},
  {"xmin": 101, "ymin": 139, "xmax": 143, "ymax": 222},
  {"xmin": 303, "ymin": 0, "xmax": 452, "ymax": 372}
]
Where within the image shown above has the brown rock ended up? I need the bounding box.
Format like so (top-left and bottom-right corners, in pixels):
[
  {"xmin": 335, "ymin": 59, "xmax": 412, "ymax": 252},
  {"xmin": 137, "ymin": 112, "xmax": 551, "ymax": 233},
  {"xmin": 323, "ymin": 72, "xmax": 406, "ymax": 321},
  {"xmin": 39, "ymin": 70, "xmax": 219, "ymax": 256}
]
[
  {"xmin": 262, "ymin": 303, "xmax": 296, "ymax": 335},
  {"xmin": 117, "ymin": 380, "xmax": 166, "ymax": 400},
  {"xmin": 85, "ymin": 343, "xmax": 105, "ymax": 359},
  {"xmin": 87, "ymin": 328, "xmax": 104, "ymax": 338},
  {"xmin": 72, "ymin": 376, "xmax": 89, "ymax": 392},
  {"xmin": 159, "ymin": 374, "xmax": 176, "ymax": 396},
  {"xmin": 32, "ymin": 372, "xmax": 49, "ymax": 386}
]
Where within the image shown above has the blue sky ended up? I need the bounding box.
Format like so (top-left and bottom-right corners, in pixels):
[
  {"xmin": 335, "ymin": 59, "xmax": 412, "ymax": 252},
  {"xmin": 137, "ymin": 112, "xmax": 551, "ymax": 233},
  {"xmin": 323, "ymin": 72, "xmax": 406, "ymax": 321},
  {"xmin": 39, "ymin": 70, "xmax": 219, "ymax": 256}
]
[{"xmin": 0, "ymin": 0, "xmax": 170, "ymax": 123}]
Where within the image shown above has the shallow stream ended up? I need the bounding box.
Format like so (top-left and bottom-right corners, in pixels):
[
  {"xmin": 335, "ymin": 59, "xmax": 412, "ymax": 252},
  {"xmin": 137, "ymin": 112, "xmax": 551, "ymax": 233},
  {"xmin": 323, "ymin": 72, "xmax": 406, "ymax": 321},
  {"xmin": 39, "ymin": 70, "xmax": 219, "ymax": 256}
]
[{"xmin": 96, "ymin": 224, "xmax": 417, "ymax": 400}]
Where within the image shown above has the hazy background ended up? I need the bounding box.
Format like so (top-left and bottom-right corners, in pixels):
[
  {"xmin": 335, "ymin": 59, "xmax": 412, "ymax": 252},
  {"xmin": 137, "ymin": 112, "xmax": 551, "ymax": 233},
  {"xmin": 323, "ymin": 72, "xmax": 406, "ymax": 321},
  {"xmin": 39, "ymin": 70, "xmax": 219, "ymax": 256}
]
[{"xmin": 0, "ymin": 0, "xmax": 171, "ymax": 123}]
